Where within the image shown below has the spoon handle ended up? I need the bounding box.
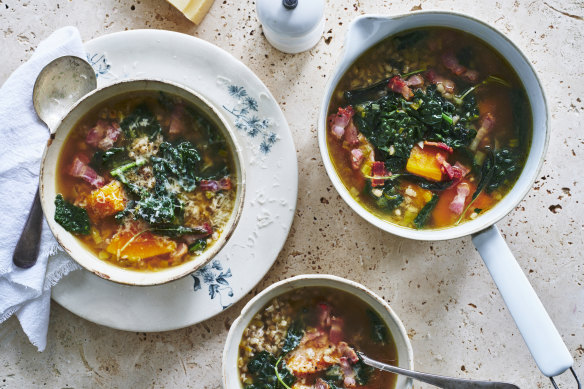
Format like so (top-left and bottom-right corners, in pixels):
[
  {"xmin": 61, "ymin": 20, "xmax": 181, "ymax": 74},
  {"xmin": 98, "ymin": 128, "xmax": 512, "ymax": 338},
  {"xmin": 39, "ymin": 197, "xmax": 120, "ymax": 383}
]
[
  {"xmin": 358, "ymin": 353, "xmax": 519, "ymax": 389},
  {"xmin": 13, "ymin": 189, "xmax": 43, "ymax": 268}
]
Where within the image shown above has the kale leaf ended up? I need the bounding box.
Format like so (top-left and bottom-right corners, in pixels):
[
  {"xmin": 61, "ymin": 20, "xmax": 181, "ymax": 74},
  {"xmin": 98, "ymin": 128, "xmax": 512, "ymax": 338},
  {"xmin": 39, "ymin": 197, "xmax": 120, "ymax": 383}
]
[
  {"xmin": 367, "ymin": 309, "xmax": 389, "ymax": 344},
  {"xmin": 353, "ymin": 84, "xmax": 479, "ymax": 175},
  {"xmin": 412, "ymin": 86, "xmax": 477, "ymax": 149},
  {"xmin": 90, "ymin": 147, "xmax": 126, "ymax": 172},
  {"xmin": 405, "ymin": 175, "xmax": 453, "ymax": 192},
  {"xmin": 188, "ymin": 238, "xmax": 207, "ymax": 252},
  {"xmin": 245, "ymin": 351, "xmax": 295, "ymax": 389},
  {"xmin": 120, "ymin": 104, "xmax": 162, "ymax": 140},
  {"xmin": 365, "ymin": 180, "xmax": 403, "ymax": 211},
  {"xmin": 281, "ymin": 320, "xmax": 305, "ymax": 355},
  {"xmin": 354, "ymin": 94, "xmax": 425, "ymax": 162},
  {"xmin": 152, "ymin": 141, "xmax": 201, "ymax": 193},
  {"xmin": 134, "ymin": 193, "xmax": 181, "ymax": 225},
  {"xmin": 487, "ymin": 148, "xmax": 520, "ymax": 193},
  {"xmin": 324, "ymin": 365, "xmax": 343, "ymax": 382},
  {"xmin": 152, "ymin": 224, "xmax": 210, "ymax": 238},
  {"xmin": 54, "ymin": 194, "xmax": 90, "ymax": 235},
  {"xmin": 413, "ymin": 194, "xmax": 439, "ymax": 229},
  {"xmin": 460, "ymin": 93, "xmax": 479, "ymax": 123},
  {"xmin": 354, "ymin": 355, "xmax": 374, "ymax": 386},
  {"xmin": 344, "ymin": 77, "xmax": 391, "ymax": 106}
]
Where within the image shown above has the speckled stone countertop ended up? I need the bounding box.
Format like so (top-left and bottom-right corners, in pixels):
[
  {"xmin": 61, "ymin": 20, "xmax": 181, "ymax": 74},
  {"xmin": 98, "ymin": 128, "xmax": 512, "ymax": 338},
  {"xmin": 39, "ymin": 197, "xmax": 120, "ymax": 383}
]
[{"xmin": 1, "ymin": 0, "xmax": 582, "ymax": 388}]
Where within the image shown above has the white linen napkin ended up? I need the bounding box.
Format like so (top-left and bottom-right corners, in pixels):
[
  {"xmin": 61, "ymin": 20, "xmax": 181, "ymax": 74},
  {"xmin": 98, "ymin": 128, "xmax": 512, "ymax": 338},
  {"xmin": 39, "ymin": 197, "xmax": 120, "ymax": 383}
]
[{"xmin": 0, "ymin": 27, "xmax": 86, "ymax": 352}]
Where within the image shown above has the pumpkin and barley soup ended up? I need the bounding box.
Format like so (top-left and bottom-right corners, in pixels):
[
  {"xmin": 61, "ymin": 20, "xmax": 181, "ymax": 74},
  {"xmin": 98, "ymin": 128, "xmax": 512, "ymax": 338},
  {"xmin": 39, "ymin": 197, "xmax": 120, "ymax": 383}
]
[
  {"xmin": 238, "ymin": 287, "xmax": 399, "ymax": 389},
  {"xmin": 327, "ymin": 27, "xmax": 531, "ymax": 230},
  {"xmin": 55, "ymin": 90, "xmax": 236, "ymax": 271}
]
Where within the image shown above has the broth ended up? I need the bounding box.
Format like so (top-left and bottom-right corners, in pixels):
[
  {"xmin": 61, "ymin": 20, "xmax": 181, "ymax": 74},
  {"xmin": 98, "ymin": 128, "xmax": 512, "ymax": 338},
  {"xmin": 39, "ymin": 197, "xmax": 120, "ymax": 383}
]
[{"xmin": 238, "ymin": 287, "xmax": 399, "ymax": 389}]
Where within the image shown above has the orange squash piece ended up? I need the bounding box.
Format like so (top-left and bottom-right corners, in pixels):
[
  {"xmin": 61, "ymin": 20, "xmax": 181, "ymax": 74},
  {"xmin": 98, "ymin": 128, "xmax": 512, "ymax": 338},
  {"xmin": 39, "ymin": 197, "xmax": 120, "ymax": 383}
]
[
  {"xmin": 106, "ymin": 229, "xmax": 177, "ymax": 260},
  {"xmin": 406, "ymin": 145, "xmax": 444, "ymax": 181},
  {"xmin": 86, "ymin": 181, "xmax": 127, "ymax": 219}
]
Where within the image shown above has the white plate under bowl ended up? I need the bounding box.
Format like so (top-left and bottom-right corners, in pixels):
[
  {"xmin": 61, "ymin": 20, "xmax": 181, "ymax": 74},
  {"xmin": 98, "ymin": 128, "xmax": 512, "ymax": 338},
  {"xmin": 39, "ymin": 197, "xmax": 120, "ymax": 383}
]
[{"xmin": 51, "ymin": 29, "xmax": 298, "ymax": 331}]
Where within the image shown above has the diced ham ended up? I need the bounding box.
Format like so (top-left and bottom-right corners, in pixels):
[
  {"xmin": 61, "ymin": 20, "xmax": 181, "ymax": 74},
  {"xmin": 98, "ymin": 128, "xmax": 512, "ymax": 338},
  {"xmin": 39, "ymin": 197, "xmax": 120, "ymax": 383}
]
[
  {"xmin": 371, "ymin": 161, "xmax": 388, "ymax": 187},
  {"xmin": 388, "ymin": 76, "xmax": 413, "ymax": 100},
  {"xmin": 442, "ymin": 51, "xmax": 466, "ymax": 76},
  {"xmin": 435, "ymin": 153, "xmax": 469, "ymax": 182},
  {"xmin": 424, "ymin": 69, "xmax": 456, "ymax": 93},
  {"xmin": 350, "ymin": 148, "xmax": 364, "ymax": 170},
  {"xmin": 182, "ymin": 223, "xmax": 213, "ymax": 245},
  {"xmin": 449, "ymin": 182, "xmax": 471, "ymax": 215},
  {"xmin": 470, "ymin": 113, "xmax": 495, "ymax": 151},
  {"xmin": 344, "ymin": 120, "xmax": 360, "ymax": 147},
  {"xmin": 340, "ymin": 357, "xmax": 357, "ymax": 388},
  {"xmin": 329, "ymin": 106, "xmax": 355, "ymax": 140},
  {"xmin": 406, "ymin": 74, "xmax": 425, "ymax": 88},
  {"xmin": 435, "ymin": 153, "xmax": 456, "ymax": 179},
  {"xmin": 464, "ymin": 69, "xmax": 479, "ymax": 83},
  {"xmin": 453, "ymin": 162, "xmax": 470, "ymax": 178},
  {"xmin": 199, "ymin": 177, "xmax": 232, "ymax": 192},
  {"xmin": 424, "ymin": 141, "xmax": 453, "ymax": 153},
  {"xmin": 338, "ymin": 342, "xmax": 359, "ymax": 363},
  {"xmin": 69, "ymin": 155, "xmax": 105, "ymax": 187},
  {"xmin": 329, "ymin": 317, "xmax": 344, "ymax": 344},
  {"xmin": 86, "ymin": 119, "xmax": 121, "ymax": 150},
  {"xmin": 169, "ymin": 104, "xmax": 187, "ymax": 136},
  {"xmin": 169, "ymin": 243, "xmax": 188, "ymax": 263},
  {"xmin": 317, "ymin": 303, "xmax": 332, "ymax": 329},
  {"xmin": 442, "ymin": 51, "xmax": 479, "ymax": 83}
]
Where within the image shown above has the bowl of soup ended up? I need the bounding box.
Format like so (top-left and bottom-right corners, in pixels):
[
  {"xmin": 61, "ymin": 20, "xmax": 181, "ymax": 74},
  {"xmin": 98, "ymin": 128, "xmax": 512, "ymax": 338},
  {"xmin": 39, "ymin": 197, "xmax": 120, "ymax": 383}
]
[
  {"xmin": 222, "ymin": 275, "xmax": 414, "ymax": 389},
  {"xmin": 318, "ymin": 12, "xmax": 548, "ymax": 240},
  {"xmin": 40, "ymin": 79, "xmax": 245, "ymax": 286}
]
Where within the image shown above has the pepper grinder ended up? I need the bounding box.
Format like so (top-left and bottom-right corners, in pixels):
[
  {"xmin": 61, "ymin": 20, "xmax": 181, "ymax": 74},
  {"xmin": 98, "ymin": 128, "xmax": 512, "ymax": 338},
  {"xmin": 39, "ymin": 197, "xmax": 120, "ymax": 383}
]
[{"xmin": 256, "ymin": 0, "xmax": 325, "ymax": 54}]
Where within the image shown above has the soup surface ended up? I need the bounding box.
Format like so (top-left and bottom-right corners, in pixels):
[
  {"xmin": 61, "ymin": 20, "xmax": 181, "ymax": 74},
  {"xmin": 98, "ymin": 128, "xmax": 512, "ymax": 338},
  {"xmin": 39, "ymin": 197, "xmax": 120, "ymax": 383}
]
[
  {"xmin": 238, "ymin": 287, "xmax": 399, "ymax": 389},
  {"xmin": 327, "ymin": 28, "xmax": 531, "ymax": 229},
  {"xmin": 55, "ymin": 91, "xmax": 236, "ymax": 271}
]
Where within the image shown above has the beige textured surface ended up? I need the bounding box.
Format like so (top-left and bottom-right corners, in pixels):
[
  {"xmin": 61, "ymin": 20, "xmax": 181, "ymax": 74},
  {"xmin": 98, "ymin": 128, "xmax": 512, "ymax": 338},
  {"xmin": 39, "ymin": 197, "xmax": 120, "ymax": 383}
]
[{"xmin": 1, "ymin": 0, "xmax": 583, "ymax": 388}]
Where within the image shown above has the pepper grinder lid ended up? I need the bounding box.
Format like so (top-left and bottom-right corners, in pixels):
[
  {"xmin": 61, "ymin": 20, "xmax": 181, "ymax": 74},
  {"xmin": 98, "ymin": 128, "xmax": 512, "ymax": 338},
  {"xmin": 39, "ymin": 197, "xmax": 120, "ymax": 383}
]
[{"xmin": 256, "ymin": 0, "xmax": 325, "ymax": 54}]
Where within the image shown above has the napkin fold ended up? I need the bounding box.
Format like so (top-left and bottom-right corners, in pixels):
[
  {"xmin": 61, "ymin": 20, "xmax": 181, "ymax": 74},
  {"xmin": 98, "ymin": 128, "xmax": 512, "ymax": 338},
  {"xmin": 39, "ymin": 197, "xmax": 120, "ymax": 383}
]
[{"xmin": 0, "ymin": 27, "xmax": 86, "ymax": 352}]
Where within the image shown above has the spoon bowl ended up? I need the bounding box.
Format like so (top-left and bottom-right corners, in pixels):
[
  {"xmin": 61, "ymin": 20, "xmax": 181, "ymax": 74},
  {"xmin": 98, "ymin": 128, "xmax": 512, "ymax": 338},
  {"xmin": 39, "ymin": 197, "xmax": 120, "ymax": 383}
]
[{"xmin": 33, "ymin": 56, "xmax": 97, "ymax": 132}]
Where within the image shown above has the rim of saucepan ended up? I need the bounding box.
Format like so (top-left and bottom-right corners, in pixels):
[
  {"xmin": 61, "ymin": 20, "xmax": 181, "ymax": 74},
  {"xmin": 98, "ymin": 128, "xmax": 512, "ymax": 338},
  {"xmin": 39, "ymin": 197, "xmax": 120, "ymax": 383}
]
[
  {"xmin": 40, "ymin": 78, "xmax": 246, "ymax": 286},
  {"xmin": 317, "ymin": 11, "xmax": 550, "ymax": 241},
  {"xmin": 222, "ymin": 274, "xmax": 414, "ymax": 389}
]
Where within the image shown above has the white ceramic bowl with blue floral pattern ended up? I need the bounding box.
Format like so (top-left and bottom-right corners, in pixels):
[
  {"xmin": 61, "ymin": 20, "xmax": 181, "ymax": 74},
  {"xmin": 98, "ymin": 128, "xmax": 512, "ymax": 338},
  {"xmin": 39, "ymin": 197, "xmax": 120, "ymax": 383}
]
[{"xmin": 40, "ymin": 79, "xmax": 246, "ymax": 286}]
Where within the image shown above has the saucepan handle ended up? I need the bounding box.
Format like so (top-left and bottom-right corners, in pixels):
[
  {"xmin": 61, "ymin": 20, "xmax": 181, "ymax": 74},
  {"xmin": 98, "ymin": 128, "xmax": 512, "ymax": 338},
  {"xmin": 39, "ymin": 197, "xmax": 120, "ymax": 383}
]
[{"xmin": 471, "ymin": 225, "xmax": 573, "ymax": 378}]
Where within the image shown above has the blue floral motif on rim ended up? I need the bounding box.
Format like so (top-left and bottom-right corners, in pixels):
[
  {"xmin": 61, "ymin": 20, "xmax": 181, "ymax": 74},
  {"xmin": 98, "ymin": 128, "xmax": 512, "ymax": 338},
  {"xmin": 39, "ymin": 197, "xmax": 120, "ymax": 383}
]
[
  {"xmin": 222, "ymin": 85, "xmax": 278, "ymax": 154},
  {"xmin": 86, "ymin": 53, "xmax": 111, "ymax": 78},
  {"xmin": 192, "ymin": 260, "xmax": 234, "ymax": 310}
]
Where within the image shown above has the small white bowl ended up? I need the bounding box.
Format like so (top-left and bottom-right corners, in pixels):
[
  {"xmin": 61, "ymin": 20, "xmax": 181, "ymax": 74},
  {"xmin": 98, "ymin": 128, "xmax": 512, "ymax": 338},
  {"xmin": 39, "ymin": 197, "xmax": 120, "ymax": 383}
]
[
  {"xmin": 222, "ymin": 274, "xmax": 414, "ymax": 389},
  {"xmin": 40, "ymin": 79, "xmax": 246, "ymax": 286}
]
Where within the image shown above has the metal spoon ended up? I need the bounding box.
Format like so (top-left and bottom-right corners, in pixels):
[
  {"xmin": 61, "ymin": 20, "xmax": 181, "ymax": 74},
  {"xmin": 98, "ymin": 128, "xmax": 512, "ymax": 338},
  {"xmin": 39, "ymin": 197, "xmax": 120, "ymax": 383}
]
[
  {"xmin": 12, "ymin": 56, "xmax": 97, "ymax": 268},
  {"xmin": 357, "ymin": 352, "xmax": 520, "ymax": 389}
]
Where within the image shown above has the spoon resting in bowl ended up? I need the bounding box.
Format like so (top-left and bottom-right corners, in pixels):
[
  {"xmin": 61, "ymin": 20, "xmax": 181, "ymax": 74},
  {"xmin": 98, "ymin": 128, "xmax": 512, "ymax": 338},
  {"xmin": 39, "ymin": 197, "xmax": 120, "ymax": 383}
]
[
  {"xmin": 357, "ymin": 352, "xmax": 519, "ymax": 389},
  {"xmin": 12, "ymin": 56, "xmax": 97, "ymax": 268}
]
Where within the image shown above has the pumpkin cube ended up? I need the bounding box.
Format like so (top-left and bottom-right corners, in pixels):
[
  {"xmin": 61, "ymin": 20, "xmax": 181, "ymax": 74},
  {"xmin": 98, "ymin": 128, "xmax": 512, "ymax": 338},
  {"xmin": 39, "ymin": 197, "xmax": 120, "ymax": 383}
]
[
  {"xmin": 106, "ymin": 229, "xmax": 177, "ymax": 260},
  {"xmin": 406, "ymin": 145, "xmax": 444, "ymax": 181},
  {"xmin": 86, "ymin": 180, "xmax": 127, "ymax": 219}
]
